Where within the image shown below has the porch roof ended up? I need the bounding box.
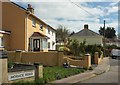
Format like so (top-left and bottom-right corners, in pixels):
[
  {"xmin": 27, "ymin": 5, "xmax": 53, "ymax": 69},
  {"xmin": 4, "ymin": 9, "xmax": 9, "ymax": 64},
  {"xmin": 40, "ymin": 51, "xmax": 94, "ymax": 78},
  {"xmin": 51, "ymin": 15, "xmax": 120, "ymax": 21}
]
[{"xmin": 31, "ymin": 32, "xmax": 49, "ymax": 39}]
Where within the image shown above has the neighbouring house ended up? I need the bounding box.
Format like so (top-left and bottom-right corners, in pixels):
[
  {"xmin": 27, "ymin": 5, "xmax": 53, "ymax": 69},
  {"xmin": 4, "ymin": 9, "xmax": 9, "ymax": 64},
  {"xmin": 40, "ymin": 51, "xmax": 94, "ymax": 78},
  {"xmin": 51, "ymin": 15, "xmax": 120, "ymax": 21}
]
[
  {"xmin": 46, "ymin": 25, "xmax": 56, "ymax": 50},
  {"xmin": 70, "ymin": 24, "xmax": 103, "ymax": 46},
  {"xmin": 2, "ymin": 1, "xmax": 56, "ymax": 51},
  {"xmin": 105, "ymin": 38, "xmax": 120, "ymax": 47}
]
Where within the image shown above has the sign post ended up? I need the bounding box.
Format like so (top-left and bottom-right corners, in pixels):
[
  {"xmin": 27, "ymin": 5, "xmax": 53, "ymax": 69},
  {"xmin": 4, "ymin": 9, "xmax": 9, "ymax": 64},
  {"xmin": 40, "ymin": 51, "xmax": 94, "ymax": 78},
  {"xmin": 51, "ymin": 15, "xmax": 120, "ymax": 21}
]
[{"xmin": 0, "ymin": 49, "xmax": 8, "ymax": 84}]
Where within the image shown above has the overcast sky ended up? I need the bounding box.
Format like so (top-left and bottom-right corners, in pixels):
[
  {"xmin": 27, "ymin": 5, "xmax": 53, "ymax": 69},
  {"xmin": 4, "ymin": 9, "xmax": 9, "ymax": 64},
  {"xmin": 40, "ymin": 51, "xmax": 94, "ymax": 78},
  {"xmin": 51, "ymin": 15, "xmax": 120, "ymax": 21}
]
[{"xmin": 11, "ymin": 0, "xmax": 119, "ymax": 34}]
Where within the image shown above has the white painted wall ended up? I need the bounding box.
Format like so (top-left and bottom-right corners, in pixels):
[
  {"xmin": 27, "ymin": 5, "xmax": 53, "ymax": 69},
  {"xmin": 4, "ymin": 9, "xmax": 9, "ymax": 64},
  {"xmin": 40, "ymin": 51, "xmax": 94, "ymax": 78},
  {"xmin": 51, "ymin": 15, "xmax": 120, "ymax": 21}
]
[
  {"xmin": 70, "ymin": 36, "xmax": 103, "ymax": 46},
  {"xmin": 46, "ymin": 27, "xmax": 56, "ymax": 50}
]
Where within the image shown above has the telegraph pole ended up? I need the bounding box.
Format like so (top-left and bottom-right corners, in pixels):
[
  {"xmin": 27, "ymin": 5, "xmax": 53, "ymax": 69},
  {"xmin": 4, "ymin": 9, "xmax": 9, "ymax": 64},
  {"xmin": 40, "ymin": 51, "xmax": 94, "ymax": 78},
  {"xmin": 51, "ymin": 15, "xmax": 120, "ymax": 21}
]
[
  {"xmin": 103, "ymin": 20, "xmax": 106, "ymax": 57},
  {"xmin": 104, "ymin": 20, "xmax": 105, "ymax": 37}
]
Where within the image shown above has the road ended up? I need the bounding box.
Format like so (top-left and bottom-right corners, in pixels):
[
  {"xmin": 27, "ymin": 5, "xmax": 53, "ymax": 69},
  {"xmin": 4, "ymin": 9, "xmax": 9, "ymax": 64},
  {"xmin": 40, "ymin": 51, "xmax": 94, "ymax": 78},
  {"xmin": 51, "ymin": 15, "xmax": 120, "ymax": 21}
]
[{"xmin": 80, "ymin": 58, "xmax": 119, "ymax": 84}]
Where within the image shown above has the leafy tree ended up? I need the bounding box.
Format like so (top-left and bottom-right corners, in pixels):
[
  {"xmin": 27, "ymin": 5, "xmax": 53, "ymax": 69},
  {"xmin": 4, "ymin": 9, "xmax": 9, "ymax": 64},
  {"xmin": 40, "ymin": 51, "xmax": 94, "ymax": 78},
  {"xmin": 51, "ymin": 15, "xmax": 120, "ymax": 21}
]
[
  {"xmin": 69, "ymin": 39, "xmax": 80, "ymax": 56},
  {"xmin": 69, "ymin": 31, "xmax": 75, "ymax": 36},
  {"xmin": 79, "ymin": 39, "xmax": 86, "ymax": 56},
  {"xmin": 99, "ymin": 26, "xmax": 116, "ymax": 38},
  {"xmin": 56, "ymin": 25, "xmax": 70, "ymax": 44},
  {"xmin": 99, "ymin": 26, "xmax": 105, "ymax": 36}
]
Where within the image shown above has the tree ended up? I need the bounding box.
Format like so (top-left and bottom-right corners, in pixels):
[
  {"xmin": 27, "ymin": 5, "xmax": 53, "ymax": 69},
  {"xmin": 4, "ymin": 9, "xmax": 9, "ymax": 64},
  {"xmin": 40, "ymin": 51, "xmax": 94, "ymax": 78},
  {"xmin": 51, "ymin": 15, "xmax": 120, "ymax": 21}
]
[
  {"xmin": 99, "ymin": 26, "xmax": 105, "ymax": 36},
  {"xmin": 99, "ymin": 26, "xmax": 116, "ymax": 38},
  {"xmin": 69, "ymin": 39, "xmax": 80, "ymax": 56},
  {"xmin": 69, "ymin": 31, "xmax": 75, "ymax": 36},
  {"xmin": 56, "ymin": 25, "xmax": 70, "ymax": 44}
]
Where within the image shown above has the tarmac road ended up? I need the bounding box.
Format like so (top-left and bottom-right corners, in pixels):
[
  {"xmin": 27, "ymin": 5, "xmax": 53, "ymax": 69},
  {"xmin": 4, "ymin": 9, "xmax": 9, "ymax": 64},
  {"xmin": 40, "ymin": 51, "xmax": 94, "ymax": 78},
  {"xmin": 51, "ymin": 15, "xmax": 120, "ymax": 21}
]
[{"xmin": 80, "ymin": 58, "xmax": 119, "ymax": 84}]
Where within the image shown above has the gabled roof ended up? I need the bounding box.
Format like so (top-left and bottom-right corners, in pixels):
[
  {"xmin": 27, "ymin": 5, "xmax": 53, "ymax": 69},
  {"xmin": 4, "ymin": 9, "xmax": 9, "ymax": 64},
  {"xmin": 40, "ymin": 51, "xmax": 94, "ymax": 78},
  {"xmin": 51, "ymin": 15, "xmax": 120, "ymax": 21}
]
[
  {"xmin": 31, "ymin": 32, "xmax": 49, "ymax": 39},
  {"xmin": 71, "ymin": 28, "xmax": 101, "ymax": 37},
  {"xmin": 10, "ymin": 1, "xmax": 56, "ymax": 31}
]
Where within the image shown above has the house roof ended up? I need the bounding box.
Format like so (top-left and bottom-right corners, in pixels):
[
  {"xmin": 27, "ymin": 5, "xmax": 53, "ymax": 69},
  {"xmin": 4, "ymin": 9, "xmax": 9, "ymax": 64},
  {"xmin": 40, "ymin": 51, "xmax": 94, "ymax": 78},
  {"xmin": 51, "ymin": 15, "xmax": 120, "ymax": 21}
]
[
  {"xmin": 70, "ymin": 28, "xmax": 101, "ymax": 37},
  {"xmin": 47, "ymin": 25, "xmax": 56, "ymax": 32},
  {"xmin": 31, "ymin": 32, "xmax": 49, "ymax": 39},
  {"xmin": 10, "ymin": 2, "xmax": 56, "ymax": 31}
]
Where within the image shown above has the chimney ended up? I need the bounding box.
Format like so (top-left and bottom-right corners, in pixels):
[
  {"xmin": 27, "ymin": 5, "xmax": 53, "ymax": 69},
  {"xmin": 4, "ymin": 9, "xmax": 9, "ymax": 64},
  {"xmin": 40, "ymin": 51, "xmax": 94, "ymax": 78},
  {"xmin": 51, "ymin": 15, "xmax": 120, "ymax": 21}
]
[
  {"xmin": 27, "ymin": 4, "xmax": 34, "ymax": 14},
  {"xmin": 84, "ymin": 24, "xmax": 89, "ymax": 29}
]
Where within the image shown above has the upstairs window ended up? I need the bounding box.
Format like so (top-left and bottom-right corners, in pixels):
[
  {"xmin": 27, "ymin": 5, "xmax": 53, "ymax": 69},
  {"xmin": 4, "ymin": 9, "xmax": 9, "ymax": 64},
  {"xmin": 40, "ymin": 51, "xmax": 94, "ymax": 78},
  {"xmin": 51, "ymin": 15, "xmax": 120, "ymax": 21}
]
[
  {"xmin": 0, "ymin": 37, "xmax": 3, "ymax": 47},
  {"xmin": 52, "ymin": 31, "xmax": 54, "ymax": 36},
  {"xmin": 32, "ymin": 19, "xmax": 36, "ymax": 27},
  {"xmin": 40, "ymin": 24, "xmax": 43, "ymax": 31},
  {"xmin": 48, "ymin": 28, "xmax": 50, "ymax": 34},
  {"xmin": 48, "ymin": 42, "xmax": 50, "ymax": 49}
]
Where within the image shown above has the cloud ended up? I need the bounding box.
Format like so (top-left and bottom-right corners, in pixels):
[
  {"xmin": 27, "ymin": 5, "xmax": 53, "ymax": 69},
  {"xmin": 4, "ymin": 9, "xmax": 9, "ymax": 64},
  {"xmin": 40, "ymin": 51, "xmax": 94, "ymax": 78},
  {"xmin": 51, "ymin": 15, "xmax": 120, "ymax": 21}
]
[
  {"xmin": 11, "ymin": 1, "xmax": 118, "ymax": 34},
  {"xmin": 11, "ymin": 0, "xmax": 119, "ymax": 2}
]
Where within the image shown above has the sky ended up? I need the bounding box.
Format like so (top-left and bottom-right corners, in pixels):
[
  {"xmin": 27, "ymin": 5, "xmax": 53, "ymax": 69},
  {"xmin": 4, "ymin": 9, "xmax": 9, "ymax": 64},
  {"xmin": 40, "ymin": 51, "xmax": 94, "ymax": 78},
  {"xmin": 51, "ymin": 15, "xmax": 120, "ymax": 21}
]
[{"xmin": 10, "ymin": 0, "xmax": 119, "ymax": 34}]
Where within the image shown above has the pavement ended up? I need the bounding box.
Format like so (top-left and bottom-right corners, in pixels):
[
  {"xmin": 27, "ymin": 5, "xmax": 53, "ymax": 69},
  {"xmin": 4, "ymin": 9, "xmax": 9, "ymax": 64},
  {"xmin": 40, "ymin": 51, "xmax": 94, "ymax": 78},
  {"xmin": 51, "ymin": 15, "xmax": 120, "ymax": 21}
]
[{"xmin": 50, "ymin": 57, "xmax": 110, "ymax": 84}]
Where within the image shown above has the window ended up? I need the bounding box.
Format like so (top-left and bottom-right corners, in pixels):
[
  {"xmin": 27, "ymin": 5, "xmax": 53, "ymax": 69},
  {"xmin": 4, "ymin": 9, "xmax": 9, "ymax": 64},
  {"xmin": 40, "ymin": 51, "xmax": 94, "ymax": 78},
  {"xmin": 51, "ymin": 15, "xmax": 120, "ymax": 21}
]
[
  {"xmin": 0, "ymin": 37, "xmax": 3, "ymax": 47},
  {"xmin": 42, "ymin": 39, "xmax": 47, "ymax": 50},
  {"xmin": 48, "ymin": 28, "xmax": 50, "ymax": 34},
  {"xmin": 40, "ymin": 24, "xmax": 43, "ymax": 31},
  {"xmin": 32, "ymin": 19, "xmax": 36, "ymax": 27},
  {"xmin": 52, "ymin": 31, "xmax": 54, "ymax": 36},
  {"xmin": 48, "ymin": 42, "xmax": 50, "ymax": 49}
]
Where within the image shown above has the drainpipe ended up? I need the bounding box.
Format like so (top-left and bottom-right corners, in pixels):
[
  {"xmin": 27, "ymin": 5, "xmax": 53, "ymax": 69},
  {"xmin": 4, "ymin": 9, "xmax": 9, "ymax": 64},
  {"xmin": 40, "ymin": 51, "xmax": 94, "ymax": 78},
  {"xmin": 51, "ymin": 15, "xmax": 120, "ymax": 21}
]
[{"xmin": 26, "ymin": 12, "xmax": 30, "ymax": 51}]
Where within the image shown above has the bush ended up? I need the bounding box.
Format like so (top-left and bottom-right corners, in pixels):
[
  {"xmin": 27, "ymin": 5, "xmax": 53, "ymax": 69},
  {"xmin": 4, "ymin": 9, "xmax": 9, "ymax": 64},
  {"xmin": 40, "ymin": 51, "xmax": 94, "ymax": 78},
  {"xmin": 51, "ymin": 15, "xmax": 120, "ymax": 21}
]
[
  {"xmin": 58, "ymin": 46, "xmax": 71, "ymax": 55},
  {"xmin": 8, "ymin": 62, "xmax": 15, "ymax": 68}
]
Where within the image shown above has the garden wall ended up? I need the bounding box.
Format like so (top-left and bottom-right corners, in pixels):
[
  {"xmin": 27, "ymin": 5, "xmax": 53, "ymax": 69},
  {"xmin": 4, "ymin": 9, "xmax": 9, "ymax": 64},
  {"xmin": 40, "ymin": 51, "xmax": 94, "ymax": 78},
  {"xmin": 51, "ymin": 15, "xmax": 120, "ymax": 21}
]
[
  {"xmin": 7, "ymin": 51, "xmax": 64, "ymax": 66},
  {"xmin": 7, "ymin": 51, "xmax": 92, "ymax": 69},
  {"xmin": 64, "ymin": 54, "xmax": 91, "ymax": 69}
]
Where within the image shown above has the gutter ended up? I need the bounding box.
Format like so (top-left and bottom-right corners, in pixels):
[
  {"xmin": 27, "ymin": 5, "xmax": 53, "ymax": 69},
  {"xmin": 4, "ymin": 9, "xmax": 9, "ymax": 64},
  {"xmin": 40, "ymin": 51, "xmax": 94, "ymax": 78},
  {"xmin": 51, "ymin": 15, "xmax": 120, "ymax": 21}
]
[{"xmin": 26, "ymin": 11, "xmax": 31, "ymax": 51}]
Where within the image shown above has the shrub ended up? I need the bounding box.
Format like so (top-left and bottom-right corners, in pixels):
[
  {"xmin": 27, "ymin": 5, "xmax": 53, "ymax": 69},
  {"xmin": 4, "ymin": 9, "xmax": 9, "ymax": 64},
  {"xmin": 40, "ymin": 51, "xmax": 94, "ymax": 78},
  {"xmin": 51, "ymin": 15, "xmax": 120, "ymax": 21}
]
[{"xmin": 58, "ymin": 46, "xmax": 70, "ymax": 55}]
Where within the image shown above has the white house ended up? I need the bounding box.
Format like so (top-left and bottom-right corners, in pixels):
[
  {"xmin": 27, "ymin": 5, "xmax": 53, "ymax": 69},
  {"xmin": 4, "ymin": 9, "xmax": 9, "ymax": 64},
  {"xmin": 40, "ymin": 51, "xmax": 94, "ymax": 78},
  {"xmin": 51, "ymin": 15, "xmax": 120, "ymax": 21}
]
[
  {"xmin": 70, "ymin": 24, "xmax": 103, "ymax": 46},
  {"xmin": 46, "ymin": 25, "xmax": 56, "ymax": 50}
]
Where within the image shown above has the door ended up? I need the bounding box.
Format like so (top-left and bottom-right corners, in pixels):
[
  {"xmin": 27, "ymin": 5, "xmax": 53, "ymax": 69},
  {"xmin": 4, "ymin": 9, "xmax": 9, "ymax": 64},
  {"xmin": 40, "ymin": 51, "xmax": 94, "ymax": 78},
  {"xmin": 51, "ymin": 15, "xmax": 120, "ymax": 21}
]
[{"xmin": 33, "ymin": 39, "xmax": 40, "ymax": 51}]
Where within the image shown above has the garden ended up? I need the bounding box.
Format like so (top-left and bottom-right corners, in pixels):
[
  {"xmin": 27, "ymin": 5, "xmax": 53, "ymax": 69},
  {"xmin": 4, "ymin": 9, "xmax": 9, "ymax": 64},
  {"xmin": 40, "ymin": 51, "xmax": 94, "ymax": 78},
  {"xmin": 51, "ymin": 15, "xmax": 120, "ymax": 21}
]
[
  {"xmin": 12, "ymin": 66, "xmax": 85, "ymax": 84},
  {"xmin": 59, "ymin": 39, "xmax": 104, "ymax": 64}
]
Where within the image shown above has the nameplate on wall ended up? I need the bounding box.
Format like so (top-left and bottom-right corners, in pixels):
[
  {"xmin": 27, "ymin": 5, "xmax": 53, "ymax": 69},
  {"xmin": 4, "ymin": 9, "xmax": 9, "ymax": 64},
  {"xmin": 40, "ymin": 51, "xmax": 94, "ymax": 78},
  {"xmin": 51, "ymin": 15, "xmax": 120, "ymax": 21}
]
[{"xmin": 8, "ymin": 70, "xmax": 35, "ymax": 81}]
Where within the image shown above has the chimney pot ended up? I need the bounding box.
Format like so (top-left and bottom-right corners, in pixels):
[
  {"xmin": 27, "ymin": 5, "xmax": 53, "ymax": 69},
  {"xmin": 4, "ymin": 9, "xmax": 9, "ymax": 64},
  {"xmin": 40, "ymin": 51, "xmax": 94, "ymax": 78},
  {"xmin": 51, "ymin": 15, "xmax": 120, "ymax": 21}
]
[
  {"xmin": 27, "ymin": 4, "xmax": 34, "ymax": 14},
  {"xmin": 28, "ymin": 4, "xmax": 32, "ymax": 8},
  {"xmin": 84, "ymin": 24, "xmax": 88, "ymax": 29}
]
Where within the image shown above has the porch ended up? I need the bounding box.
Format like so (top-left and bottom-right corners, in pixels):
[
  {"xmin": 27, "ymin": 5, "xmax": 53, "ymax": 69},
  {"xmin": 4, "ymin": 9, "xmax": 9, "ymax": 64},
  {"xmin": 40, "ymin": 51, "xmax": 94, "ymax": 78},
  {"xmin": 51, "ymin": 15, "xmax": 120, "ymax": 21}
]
[{"xmin": 29, "ymin": 32, "xmax": 49, "ymax": 52}]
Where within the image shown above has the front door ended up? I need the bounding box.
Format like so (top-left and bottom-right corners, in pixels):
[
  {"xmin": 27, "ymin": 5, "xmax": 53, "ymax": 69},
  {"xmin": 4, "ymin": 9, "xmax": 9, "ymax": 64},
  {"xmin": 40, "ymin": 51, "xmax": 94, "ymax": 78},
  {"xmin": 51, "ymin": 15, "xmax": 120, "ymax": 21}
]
[{"xmin": 33, "ymin": 39, "xmax": 40, "ymax": 51}]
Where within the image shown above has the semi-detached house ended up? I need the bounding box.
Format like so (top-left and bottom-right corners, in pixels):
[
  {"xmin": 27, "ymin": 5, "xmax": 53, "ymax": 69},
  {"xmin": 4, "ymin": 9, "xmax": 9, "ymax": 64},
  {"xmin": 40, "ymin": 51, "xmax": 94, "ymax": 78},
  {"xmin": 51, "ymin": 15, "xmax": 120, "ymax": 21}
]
[{"xmin": 2, "ymin": 1, "xmax": 56, "ymax": 51}]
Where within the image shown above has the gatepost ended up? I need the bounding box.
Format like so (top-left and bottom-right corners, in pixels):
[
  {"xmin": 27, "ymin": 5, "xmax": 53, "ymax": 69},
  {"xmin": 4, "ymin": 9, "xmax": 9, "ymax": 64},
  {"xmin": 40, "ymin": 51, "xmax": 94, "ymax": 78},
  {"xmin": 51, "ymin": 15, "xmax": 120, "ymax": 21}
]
[
  {"xmin": 94, "ymin": 52, "xmax": 99, "ymax": 64},
  {"xmin": 34, "ymin": 63, "xmax": 43, "ymax": 80},
  {"xmin": 0, "ymin": 50, "xmax": 8, "ymax": 84},
  {"xmin": 84, "ymin": 53, "xmax": 91, "ymax": 69}
]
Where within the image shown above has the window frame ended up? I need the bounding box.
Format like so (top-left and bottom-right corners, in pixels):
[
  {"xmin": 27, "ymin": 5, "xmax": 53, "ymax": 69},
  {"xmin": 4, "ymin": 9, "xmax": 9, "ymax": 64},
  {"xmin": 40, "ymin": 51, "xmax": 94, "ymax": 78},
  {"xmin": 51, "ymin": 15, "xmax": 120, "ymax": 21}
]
[
  {"xmin": 48, "ymin": 28, "xmax": 50, "ymax": 34},
  {"xmin": 48, "ymin": 42, "xmax": 50, "ymax": 49},
  {"xmin": 32, "ymin": 19, "xmax": 36, "ymax": 27},
  {"xmin": 40, "ymin": 24, "xmax": 43, "ymax": 31}
]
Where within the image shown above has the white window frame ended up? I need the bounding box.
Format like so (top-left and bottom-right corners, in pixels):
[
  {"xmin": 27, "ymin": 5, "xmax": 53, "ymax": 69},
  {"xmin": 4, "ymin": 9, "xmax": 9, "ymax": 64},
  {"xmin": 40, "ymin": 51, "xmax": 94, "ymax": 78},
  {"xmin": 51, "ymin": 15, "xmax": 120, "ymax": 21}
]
[{"xmin": 32, "ymin": 19, "xmax": 36, "ymax": 27}]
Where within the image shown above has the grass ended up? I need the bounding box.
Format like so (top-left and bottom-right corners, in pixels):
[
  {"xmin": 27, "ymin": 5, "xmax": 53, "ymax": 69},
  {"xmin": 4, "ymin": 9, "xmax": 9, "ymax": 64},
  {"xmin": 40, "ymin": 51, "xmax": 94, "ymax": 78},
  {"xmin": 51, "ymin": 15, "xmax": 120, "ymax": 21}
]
[
  {"xmin": 43, "ymin": 66, "xmax": 85, "ymax": 83},
  {"xmin": 12, "ymin": 66, "xmax": 85, "ymax": 84}
]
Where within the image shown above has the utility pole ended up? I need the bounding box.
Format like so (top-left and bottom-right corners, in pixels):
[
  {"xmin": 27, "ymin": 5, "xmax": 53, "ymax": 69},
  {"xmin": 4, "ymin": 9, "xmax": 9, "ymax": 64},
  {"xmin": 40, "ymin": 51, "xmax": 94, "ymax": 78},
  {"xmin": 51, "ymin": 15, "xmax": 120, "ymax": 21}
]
[
  {"xmin": 104, "ymin": 20, "xmax": 105, "ymax": 37},
  {"xmin": 103, "ymin": 20, "xmax": 106, "ymax": 57}
]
